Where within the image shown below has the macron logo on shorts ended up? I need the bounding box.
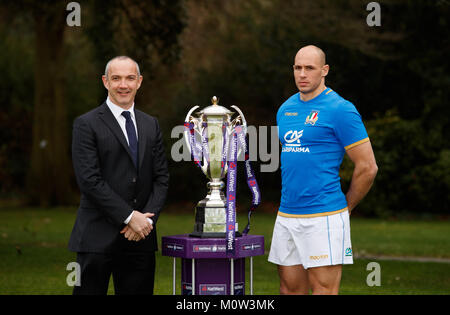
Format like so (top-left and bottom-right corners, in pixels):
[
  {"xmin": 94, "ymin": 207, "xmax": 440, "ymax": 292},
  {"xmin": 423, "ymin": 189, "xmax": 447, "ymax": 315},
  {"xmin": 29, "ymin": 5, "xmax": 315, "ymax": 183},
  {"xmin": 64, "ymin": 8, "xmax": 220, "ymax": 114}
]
[{"xmin": 309, "ymin": 254, "xmax": 329, "ymax": 261}]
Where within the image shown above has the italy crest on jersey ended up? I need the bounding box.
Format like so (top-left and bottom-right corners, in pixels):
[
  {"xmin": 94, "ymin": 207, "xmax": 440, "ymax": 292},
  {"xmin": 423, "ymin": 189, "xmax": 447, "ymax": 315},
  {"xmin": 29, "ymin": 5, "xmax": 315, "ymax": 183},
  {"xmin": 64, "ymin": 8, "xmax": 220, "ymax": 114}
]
[{"xmin": 305, "ymin": 110, "xmax": 319, "ymax": 125}]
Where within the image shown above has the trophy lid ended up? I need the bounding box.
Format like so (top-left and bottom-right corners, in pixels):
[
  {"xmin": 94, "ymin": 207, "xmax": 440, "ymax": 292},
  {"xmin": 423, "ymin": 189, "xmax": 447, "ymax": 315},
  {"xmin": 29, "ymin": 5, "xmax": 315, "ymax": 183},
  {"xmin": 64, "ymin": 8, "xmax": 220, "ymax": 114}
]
[{"xmin": 198, "ymin": 96, "xmax": 233, "ymax": 116}]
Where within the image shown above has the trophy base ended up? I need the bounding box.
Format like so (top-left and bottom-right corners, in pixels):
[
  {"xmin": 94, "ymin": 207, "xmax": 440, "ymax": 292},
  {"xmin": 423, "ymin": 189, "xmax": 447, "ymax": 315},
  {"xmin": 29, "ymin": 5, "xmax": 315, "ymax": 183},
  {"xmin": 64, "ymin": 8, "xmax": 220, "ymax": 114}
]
[
  {"xmin": 189, "ymin": 231, "xmax": 242, "ymax": 239},
  {"xmin": 192, "ymin": 205, "xmax": 240, "ymax": 238}
]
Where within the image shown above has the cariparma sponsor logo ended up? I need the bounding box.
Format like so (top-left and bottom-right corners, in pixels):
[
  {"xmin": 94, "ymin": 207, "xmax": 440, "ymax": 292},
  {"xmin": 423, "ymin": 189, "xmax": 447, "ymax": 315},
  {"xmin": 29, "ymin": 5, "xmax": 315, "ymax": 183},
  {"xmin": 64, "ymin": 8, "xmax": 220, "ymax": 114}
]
[
  {"xmin": 284, "ymin": 130, "xmax": 303, "ymax": 146},
  {"xmin": 282, "ymin": 130, "xmax": 310, "ymax": 153}
]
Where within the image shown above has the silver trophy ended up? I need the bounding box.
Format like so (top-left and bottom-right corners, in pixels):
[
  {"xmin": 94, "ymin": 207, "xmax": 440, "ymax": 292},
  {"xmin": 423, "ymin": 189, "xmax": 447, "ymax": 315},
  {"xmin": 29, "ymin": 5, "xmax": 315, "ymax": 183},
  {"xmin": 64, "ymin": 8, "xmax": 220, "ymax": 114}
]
[{"xmin": 184, "ymin": 96, "xmax": 247, "ymax": 238}]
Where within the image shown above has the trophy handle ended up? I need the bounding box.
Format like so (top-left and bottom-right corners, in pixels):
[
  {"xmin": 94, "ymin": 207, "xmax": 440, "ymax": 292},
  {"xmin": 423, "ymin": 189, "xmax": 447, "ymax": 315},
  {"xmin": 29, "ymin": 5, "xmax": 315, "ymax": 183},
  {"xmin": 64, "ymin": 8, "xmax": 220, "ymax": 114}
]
[
  {"xmin": 231, "ymin": 105, "xmax": 247, "ymax": 135},
  {"xmin": 184, "ymin": 105, "xmax": 200, "ymax": 156},
  {"xmin": 184, "ymin": 105, "xmax": 208, "ymax": 176},
  {"xmin": 231, "ymin": 105, "xmax": 248, "ymax": 159}
]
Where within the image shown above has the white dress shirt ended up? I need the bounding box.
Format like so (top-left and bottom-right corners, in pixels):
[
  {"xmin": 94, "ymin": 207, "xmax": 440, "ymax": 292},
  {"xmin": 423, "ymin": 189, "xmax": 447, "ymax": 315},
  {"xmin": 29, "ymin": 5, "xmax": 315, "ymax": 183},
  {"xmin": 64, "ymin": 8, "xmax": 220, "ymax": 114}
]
[
  {"xmin": 105, "ymin": 97, "xmax": 153, "ymax": 226},
  {"xmin": 106, "ymin": 97, "xmax": 138, "ymax": 144}
]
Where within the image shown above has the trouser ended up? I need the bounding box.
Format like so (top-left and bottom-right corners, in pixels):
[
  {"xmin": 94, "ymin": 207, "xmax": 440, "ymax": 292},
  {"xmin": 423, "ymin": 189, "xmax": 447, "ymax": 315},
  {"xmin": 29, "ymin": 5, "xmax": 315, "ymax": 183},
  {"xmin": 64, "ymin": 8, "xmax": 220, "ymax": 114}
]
[{"xmin": 72, "ymin": 251, "xmax": 155, "ymax": 295}]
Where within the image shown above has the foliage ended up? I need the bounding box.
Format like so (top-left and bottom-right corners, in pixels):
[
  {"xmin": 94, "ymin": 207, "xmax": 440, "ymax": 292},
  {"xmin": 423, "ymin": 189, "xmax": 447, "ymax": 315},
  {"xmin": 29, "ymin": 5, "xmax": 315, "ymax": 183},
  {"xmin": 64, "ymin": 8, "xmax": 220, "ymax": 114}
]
[
  {"xmin": 341, "ymin": 111, "xmax": 450, "ymax": 217},
  {"xmin": 169, "ymin": 0, "xmax": 449, "ymax": 215},
  {"xmin": 0, "ymin": 0, "xmax": 448, "ymax": 215},
  {"xmin": 0, "ymin": 13, "xmax": 34, "ymax": 195},
  {"xmin": 0, "ymin": 0, "xmax": 186, "ymax": 205}
]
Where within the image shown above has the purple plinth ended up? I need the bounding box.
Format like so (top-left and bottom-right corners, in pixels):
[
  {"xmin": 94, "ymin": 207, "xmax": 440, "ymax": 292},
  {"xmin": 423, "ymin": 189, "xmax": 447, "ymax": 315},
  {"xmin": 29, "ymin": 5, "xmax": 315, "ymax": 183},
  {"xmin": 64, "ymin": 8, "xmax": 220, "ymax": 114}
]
[
  {"xmin": 162, "ymin": 234, "xmax": 264, "ymax": 295},
  {"xmin": 162, "ymin": 234, "xmax": 265, "ymax": 259}
]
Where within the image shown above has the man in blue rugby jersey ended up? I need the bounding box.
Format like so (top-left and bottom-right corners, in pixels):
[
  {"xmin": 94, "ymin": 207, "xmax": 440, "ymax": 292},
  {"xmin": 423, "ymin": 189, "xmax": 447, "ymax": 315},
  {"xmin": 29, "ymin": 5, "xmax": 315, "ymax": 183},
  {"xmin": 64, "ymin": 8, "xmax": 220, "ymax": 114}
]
[{"xmin": 268, "ymin": 45, "xmax": 378, "ymax": 295}]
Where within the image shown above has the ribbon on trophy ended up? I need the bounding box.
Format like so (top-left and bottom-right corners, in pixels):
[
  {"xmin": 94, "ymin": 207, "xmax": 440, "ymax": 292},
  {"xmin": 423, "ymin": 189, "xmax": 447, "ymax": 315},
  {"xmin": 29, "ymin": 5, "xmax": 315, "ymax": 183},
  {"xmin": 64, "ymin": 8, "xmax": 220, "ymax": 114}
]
[
  {"xmin": 184, "ymin": 121, "xmax": 261, "ymax": 257},
  {"xmin": 184, "ymin": 122, "xmax": 203, "ymax": 168},
  {"xmin": 184, "ymin": 121, "xmax": 212, "ymax": 168},
  {"xmin": 226, "ymin": 125, "xmax": 261, "ymax": 256},
  {"xmin": 220, "ymin": 123, "xmax": 229, "ymax": 178},
  {"xmin": 235, "ymin": 126, "xmax": 260, "ymax": 236},
  {"xmin": 226, "ymin": 130, "xmax": 238, "ymax": 256},
  {"xmin": 201, "ymin": 122, "xmax": 209, "ymax": 164}
]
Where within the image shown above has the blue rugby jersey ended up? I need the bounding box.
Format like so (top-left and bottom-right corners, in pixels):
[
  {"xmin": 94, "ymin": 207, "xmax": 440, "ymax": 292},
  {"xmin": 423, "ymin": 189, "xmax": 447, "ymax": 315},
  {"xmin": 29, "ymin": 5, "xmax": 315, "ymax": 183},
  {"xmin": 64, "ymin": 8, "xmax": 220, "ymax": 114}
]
[{"xmin": 277, "ymin": 87, "xmax": 369, "ymax": 217}]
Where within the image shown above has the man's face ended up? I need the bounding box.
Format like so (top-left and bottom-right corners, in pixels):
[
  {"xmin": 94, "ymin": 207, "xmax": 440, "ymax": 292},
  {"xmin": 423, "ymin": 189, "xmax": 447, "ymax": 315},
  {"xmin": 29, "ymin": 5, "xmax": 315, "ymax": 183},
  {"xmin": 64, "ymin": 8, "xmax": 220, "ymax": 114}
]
[
  {"xmin": 293, "ymin": 49, "xmax": 328, "ymax": 95},
  {"xmin": 102, "ymin": 58, "xmax": 143, "ymax": 109}
]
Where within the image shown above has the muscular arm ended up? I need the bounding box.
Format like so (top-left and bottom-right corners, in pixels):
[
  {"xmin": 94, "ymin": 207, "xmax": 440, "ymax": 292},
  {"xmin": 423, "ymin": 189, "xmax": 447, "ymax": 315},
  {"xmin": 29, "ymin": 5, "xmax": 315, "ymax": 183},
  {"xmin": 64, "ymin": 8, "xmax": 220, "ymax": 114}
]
[{"xmin": 345, "ymin": 141, "xmax": 378, "ymax": 214}]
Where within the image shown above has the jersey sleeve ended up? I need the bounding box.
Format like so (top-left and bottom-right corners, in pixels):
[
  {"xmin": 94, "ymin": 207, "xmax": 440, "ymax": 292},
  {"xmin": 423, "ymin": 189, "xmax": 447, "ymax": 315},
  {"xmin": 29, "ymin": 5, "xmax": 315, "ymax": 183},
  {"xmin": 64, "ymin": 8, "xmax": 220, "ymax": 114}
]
[
  {"xmin": 276, "ymin": 106, "xmax": 284, "ymax": 126},
  {"xmin": 333, "ymin": 101, "xmax": 369, "ymax": 150}
]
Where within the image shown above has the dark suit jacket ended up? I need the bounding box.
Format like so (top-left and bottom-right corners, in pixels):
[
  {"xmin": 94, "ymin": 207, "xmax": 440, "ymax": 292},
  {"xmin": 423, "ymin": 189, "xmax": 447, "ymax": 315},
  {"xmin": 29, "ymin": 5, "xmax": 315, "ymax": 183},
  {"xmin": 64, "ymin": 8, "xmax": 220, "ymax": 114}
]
[{"xmin": 68, "ymin": 102, "xmax": 169, "ymax": 254}]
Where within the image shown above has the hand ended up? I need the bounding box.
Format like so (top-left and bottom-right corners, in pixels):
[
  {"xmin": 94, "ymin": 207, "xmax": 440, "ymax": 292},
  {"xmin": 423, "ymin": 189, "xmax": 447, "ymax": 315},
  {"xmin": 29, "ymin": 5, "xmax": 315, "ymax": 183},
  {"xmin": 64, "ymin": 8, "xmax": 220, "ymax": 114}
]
[
  {"xmin": 126, "ymin": 211, "xmax": 155, "ymax": 239},
  {"xmin": 120, "ymin": 226, "xmax": 144, "ymax": 242}
]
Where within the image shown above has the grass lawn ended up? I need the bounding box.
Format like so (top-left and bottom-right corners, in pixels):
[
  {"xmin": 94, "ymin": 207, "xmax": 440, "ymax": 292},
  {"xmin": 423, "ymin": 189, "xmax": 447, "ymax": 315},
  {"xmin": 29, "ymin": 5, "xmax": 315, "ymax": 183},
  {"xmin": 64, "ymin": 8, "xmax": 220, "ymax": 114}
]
[{"xmin": 0, "ymin": 207, "xmax": 449, "ymax": 295}]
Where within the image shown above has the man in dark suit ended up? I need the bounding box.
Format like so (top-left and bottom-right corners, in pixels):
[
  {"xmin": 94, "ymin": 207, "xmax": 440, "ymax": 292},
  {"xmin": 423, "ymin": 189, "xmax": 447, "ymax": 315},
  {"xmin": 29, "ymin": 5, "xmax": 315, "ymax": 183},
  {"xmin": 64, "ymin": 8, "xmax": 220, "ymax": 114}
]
[{"xmin": 69, "ymin": 56, "xmax": 169, "ymax": 295}]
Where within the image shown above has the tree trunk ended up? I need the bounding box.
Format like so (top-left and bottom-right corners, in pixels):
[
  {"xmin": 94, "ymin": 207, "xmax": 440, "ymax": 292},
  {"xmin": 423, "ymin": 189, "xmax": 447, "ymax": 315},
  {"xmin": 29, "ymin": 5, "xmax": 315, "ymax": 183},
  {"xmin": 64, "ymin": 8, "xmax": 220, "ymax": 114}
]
[{"xmin": 27, "ymin": 3, "xmax": 73, "ymax": 206}]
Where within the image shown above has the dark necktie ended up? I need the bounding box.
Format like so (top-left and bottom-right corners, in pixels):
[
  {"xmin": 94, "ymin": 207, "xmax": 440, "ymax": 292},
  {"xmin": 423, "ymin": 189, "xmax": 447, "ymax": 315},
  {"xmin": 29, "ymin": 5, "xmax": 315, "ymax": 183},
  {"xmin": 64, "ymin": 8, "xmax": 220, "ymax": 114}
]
[{"xmin": 121, "ymin": 111, "xmax": 138, "ymax": 167}]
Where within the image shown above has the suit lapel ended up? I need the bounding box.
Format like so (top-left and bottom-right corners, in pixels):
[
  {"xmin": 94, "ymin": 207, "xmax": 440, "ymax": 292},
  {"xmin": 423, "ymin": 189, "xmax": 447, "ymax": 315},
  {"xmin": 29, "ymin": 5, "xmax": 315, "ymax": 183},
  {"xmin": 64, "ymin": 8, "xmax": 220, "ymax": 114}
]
[
  {"xmin": 98, "ymin": 102, "xmax": 137, "ymax": 168},
  {"xmin": 135, "ymin": 109, "xmax": 147, "ymax": 170}
]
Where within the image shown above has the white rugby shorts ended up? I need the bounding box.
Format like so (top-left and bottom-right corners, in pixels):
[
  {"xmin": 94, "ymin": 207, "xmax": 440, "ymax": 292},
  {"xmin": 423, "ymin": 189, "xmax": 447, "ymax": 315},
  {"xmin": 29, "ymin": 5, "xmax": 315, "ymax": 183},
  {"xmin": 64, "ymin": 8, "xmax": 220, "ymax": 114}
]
[{"xmin": 268, "ymin": 211, "xmax": 353, "ymax": 269}]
